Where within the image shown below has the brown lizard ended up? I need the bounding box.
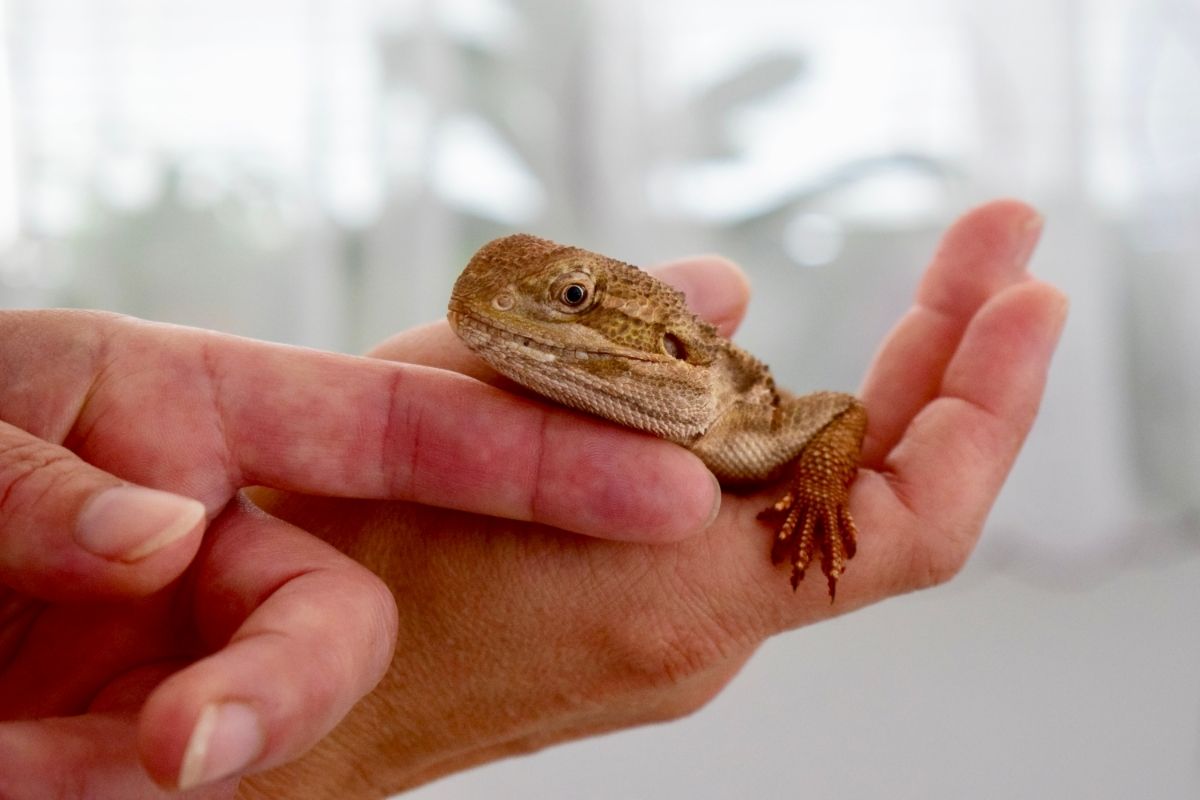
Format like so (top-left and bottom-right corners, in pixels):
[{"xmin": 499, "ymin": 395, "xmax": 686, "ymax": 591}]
[{"xmin": 447, "ymin": 234, "xmax": 867, "ymax": 598}]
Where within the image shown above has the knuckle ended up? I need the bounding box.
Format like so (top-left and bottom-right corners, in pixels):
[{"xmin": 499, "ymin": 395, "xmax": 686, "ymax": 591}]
[
  {"xmin": 0, "ymin": 438, "xmax": 81, "ymax": 520},
  {"xmin": 0, "ymin": 308, "xmax": 124, "ymax": 373},
  {"xmin": 601, "ymin": 607, "xmax": 734, "ymax": 696},
  {"xmin": 589, "ymin": 611, "xmax": 739, "ymax": 725},
  {"xmin": 907, "ymin": 519, "xmax": 978, "ymax": 590},
  {"xmin": 279, "ymin": 572, "xmax": 398, "ymax": 719},
  {"xmin": 570, "ymin": 555, "xmax": 751, "ymax": 720},
  {"xmin": 350, "ymin": 568, "xmax": 400, "ymax": 683},
  {"xmin": 644, "ymin": 665, "xmax": 739, "ymax": 724}
]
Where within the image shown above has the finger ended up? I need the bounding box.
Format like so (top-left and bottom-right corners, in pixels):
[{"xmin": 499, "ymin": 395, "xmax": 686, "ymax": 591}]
[
  {"xmin": 138, "ymin": 499, "xmax": 398, "ymax": 791},
  {"xmin": 0, "ymin": 420, "xmax": 206, "ymax": 600},
  {"xmin": 0, "ymin": 713, "xmax": 237, "ymax": 800},
  {"xmin": 652, "ymin": 255, "xmax": 751, "ymax": 338},
  {"xmin": 58, "ymin": 317, "xmax": 718, "ymax": 544},
  {"xmin": 859, "ymin": 199, "xmax": 1045, "ymax": 465},
  {"xmin": 234, "ymin": 357, "xmax": 721, "ymax": 541},
  {"xmin": 1, "ymin": 310, "xmax": 720, "ymax": 544},
  {"xmin": 867, "ymin": 280, "xmax": 1068, "ymax": 588}
]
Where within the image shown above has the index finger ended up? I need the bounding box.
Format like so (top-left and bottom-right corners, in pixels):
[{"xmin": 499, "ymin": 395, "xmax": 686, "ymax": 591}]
[
  {"xmin": 208, "ymin": 341, "xmax": 719, "ymax": 542},
  {"xmin": 1, "ymin": 310, "xmax": 719, "ymax": 544}
]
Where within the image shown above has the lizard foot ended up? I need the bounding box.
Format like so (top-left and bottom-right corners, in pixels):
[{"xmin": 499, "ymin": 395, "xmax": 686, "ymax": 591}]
[{"xmin": 759, "ymin": 403, "xmax": 866, "ymax": 599}]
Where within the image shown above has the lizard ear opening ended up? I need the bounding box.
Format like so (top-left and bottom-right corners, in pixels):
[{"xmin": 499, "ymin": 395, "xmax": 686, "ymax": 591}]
[{"xmin": 662, "ymin": 332, "xmax": 687, "ymax": 360}]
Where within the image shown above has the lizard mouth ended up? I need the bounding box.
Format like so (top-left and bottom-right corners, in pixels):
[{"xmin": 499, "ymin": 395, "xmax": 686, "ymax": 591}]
[
  {"xmin": 449, "ymin": 309, "xmax": 589, "ymax": 361},
  {"xmin": 448, "ymin": 306, "xmax": 662, "ymax": 364}
]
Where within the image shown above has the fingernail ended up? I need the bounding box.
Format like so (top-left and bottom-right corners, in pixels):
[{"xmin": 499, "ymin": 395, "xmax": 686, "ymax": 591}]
[
  {"xmin": 178, "ymin": 702, "xmax": 265, "ymax": 790},
  {"xmin": 1014, "ymin": 211, "xmax": 1045, "ymax": 267},
  {"xmin": 75, "ymin": 486, "xmax": 206, "ymax": 562}
]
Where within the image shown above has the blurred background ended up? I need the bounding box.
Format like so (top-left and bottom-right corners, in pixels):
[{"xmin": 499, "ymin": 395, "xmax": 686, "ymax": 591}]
[{"xmin": 1, "ymin": 0, "xmax": 1198, "ymax": 797}]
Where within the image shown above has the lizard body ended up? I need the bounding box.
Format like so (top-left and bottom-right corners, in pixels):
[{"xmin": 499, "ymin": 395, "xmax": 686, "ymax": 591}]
[{"xmin": 448, "ymin": 234, "xmax": 867, "ymax": 597}]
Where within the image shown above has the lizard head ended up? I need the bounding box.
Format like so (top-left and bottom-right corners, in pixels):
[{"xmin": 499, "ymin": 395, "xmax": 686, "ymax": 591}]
[{"xmin": 447, "ymin": 233, "xmax": 722, "ymax": 442}]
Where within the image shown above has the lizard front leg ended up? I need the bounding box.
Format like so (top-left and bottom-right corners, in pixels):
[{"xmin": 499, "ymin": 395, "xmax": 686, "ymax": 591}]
[{"xmin": 760, "ymin": 398, "xmax": 867, "ymax": 599}]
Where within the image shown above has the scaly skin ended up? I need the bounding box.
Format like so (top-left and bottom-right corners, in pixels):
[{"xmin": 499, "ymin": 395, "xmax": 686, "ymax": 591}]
[{"xmin": 447, "ymin": 234, "xmax": 866, "ymax": 597}]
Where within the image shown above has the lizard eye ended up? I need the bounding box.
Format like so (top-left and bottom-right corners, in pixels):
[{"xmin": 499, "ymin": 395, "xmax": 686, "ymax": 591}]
[
  {"xmin": 550, "ymin": 270, "xmax": 597, "ymax": 313},
  {"xmin": 561, "ymin": 283, "xmax": 588, "ymax": 306}
]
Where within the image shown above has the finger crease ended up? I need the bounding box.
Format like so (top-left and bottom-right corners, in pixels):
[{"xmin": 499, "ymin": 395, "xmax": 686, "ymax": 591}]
[
  {"xmin": 527, "ymin": 410, "xmax": 551, "ymax": 524},
  {"xmin": 0, "ymin": 443, "xmax": 75, "ymax": 528},
  {"xmin": 934, "ymin": 390, "xmax": 1016, "ymax": 437},
  {"xmin": 200, "ymin": 338, "xmax": 241, "ymax": 489},
  {"xmin": 911, "ymin": 300, "xmax": 970, "ymax": 342},
  {"xmin": 878, "ymin": 465, "xmax": 919, "ymax": 518},
  {"xmin": 380, "ymin": 367, "xmax": 407, "ymax": 497}
]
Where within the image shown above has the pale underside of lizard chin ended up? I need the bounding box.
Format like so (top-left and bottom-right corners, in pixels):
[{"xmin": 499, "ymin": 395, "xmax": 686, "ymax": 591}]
[{"xmin": 448, "ymin": 309, "xmax": 717, "ymax": 443}]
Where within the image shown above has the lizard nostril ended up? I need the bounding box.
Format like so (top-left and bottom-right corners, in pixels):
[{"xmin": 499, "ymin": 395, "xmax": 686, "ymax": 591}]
[
  {"xmin": 493, "ymin": 293, "xmax": 515, "ymax": 311},
  {"xmin": 663, "ymin": 333, "xmax": 687, "ymax": 360}
]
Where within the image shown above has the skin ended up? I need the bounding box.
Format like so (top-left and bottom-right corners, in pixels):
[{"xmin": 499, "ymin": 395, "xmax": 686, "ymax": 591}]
[{"xmin": 0, "ymin": 199, "xmax": 1065, "ymax": 798}]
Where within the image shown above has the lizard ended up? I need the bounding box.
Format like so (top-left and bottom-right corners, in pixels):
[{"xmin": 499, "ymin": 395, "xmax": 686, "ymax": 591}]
[{"xmin": 447, "ymin": 234, "xmax": 867, "ymax": 599}]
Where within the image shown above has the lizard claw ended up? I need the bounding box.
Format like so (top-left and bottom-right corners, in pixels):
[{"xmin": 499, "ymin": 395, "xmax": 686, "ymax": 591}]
[
  {"xmin": 760, "ymin": 479, "xmax": 856, "ymax": 600},
  {"xmin": 759, "ymin": 404, "xmax": 865, "ymax": 600}
]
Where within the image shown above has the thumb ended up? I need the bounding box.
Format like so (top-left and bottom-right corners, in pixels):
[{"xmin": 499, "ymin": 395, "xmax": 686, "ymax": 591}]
[
  {"xmin": 0, "ymin": 420, "xmax": 207, "ymax": 599},
  {"xmin": 652, "ymin": 255, "xmax": 751, "ymax": 338}
]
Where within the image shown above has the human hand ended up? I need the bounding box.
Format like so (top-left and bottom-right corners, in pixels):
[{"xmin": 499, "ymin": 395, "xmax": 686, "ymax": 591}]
[
  {"xmin": 247, "ymin": 199, "xmax": 1067, "ymax": 798},
  {"xmin": 0, "ymin": 311, "xmax": 719, "ymax": 797}
]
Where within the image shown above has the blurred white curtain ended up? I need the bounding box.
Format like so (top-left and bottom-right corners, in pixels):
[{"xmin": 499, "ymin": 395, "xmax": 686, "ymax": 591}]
[{"xmin": 0, "ymin": 0, "xmax": 1197, "ymax": 570}]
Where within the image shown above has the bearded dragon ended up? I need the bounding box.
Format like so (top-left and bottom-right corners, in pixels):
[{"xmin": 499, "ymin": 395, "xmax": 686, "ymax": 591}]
[{"xmin": 447, "ymin": 234, "xmax": 867, "ymax": 598}]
